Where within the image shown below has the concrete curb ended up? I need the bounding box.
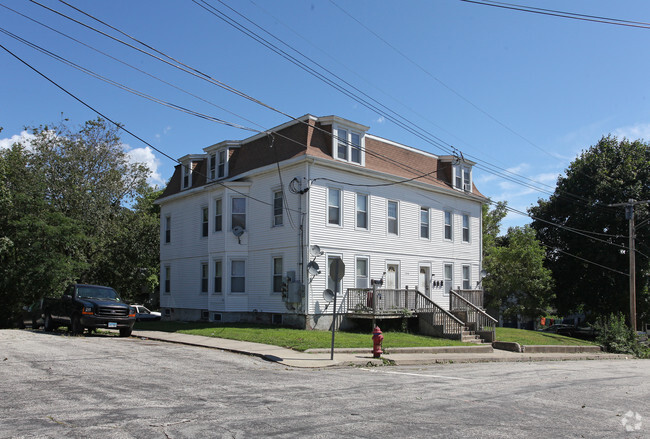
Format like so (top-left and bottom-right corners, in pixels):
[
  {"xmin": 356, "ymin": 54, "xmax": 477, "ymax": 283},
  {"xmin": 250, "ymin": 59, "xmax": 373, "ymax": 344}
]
[
  {"xmin": 521, "ymin": 345, "xmax": 603, "ymax": 353},
  {"xmin": 305, "ymin": 345, "xmax": 494, "ymax": 354},
  {"xmin": 492, "ymin": 341, "xmax": 522, "ymax": 352}
]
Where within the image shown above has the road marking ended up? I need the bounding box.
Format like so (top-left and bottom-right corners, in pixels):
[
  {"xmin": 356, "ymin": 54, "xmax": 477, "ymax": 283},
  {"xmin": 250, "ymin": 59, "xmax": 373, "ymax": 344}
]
[{"xmin": 360, "ymin": 368, "xmax": 470, "ymax": 380}]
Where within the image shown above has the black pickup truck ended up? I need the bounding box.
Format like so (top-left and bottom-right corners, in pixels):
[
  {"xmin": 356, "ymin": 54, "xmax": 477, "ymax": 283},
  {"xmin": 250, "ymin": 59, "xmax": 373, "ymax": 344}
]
[{"xmin": 43, "ymin": 284, "xmax": 136, "ymax": 337}]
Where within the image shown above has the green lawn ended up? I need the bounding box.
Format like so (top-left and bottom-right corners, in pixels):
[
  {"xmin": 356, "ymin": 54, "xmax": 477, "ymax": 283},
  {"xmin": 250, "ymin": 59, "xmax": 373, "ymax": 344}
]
[
  {"xmin": 495, "ymin": 327, "xmax": 598, "ymax": 346},
  {"xmin": 134, "ymin": 321, "xmax": 473, "ymax": 351}
]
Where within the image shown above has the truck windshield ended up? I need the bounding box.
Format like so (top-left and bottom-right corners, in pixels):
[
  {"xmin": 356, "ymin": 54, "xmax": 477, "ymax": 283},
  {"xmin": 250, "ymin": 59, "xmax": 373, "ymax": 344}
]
[{"xmin": 77, "ymin": 286, "xmax": 121, "ymax": 302}]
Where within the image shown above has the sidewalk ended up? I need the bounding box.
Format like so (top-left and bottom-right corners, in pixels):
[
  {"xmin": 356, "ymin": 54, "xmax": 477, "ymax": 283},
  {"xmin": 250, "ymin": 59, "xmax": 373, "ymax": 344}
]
[{"xmin": 131, "ymin": 330, "xmax": 631, "ymax": 368}]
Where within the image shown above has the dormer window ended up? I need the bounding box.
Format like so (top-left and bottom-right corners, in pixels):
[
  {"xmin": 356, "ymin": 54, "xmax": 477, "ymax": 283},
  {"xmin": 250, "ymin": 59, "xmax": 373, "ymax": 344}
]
[
  {"xmin": 218, "ymin": 150, "xmax": 226, "ymax": 178},
  {"xmin": 334, "ymin": 126, "xmax": 364, "ymax": 165},
  {"xmin": 454, "ymin": 165, "xmax": 472, "ymax": 192},
  {"xmin": 207, "ymin": 149, "xmax": 229, "ymax": 181},
  {"xmin": 181, "ymin": 163, "xmax": 192, "ymax": 189}
]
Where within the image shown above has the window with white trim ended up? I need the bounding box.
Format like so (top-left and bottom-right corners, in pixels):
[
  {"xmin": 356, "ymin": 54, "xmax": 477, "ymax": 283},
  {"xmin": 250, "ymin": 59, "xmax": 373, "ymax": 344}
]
[
  {"xmin": 462, "ymin": 214, "xmax": 470, "ymax": 243},
  {"xmin": 334, "ymin": 127, "xmax": 363, "ymax": 165},
  {"xmin": 273, "ymin": 190, "xmax": 283, "ymax": 227},
  {"xmin": 328, "ymin": 188, "xmax": 341, "ymax": 226},
  {"xmin": 444, "ymin": 263, "xmax": 453, "ymax": 295},
  {"xmin": 200, "ymin": 262, "xmax": 208, "ymax": 293},
  {"xmin": 444, "ymin": 211, "xmax": 453, "ymax": 241},
  {"xmin": 164, "ymin": 265, "xmax": 171, "ymax": 294},
  {"xmin": 356, "ymin": 257, "xmax": 369, "ymax": 288},
  {"xmin": 181, "ymin": 163, "xmax": 192, "ymax": 189},
  {"xmin": 164, "ymin": 215, "xmax": 171, "ymax": 244},
  {"xmin": 214, "ymin": 198, "xmax": 222, "ymax": 232},
  {"xmin": 209, "ymin": 154, "xmax": 216, "ymax": 180},
  {"xmin": 454, "ymin": 165, "xmax": 472, "ymax": 192},
  {"xmin": 214, "ymin": 260, "xmax": 222, "ymax": 294},
  {"xmin": 356, "ymin": 193, "xmax": 368, "ymax": 230},
  {"xmin": 462, "ymin": 265, "xmax": 471, "ymax": 290},
  {"xmin": 272, "ymin": 257, "xmax": 283, "ymax": 293},
  {"xmin": 420, "ymin": 207, "xmax": 429, "ymax": 239},
  {"xmin": 230, "ymin": 260, "xmax": 245, "ymax": 293},
  {"xmin": 387, "ymin": 201, "xmax": 398, "ymax": 235},
  {"xmin": 201, "ymin": 207, "xmax": 209, "ymax": 237},
  {"xmin": 217, "ymin": 150, "xmax": 227, "ymax": 178},
  {"xmin": 231, "ymin": 197, "xmax": 246, "ymax": 230}
]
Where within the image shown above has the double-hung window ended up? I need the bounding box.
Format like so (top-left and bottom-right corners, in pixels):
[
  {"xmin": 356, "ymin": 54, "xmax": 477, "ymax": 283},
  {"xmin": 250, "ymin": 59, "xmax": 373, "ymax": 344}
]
[
  {"xmin": 217, "ymin": 150, "xmax": 226, "ymax": 178},
  {"xmin": 214, "ymin": 199, "xmax": 222, "ymax": 232},
  {"xmin": 356, "ymin": 193, "xmax": 368, "ymax": 229},
  {"xmin": 328, "ymin": 188, "xmax": 341, "ymax": 226},
  {"xmin": 201, "ymin": 207, "xmax": 209, "ymax": 237},
  {"xmin": 462, "ymin": 214, "xmax": 470, "ymax": 242},
  {"xmin": 182, "ymin": 163, "xmax": 191, "ymax": 189},
  {"xmin": 209, "ymin": 154, "xmax": 216, "ymax": 180},
  {"xmin": 387, "ymin": 201, "xmax": 398, "ymax": 235},
  {"xmin": 165, "ymin": 216, "xmax": 171, "ymax": 243},
  {"xmin": 335, "ymin": 128, "xmax": 363, "ymax": 165},
  {"xmin": 420, "ymin": 207, "xmax": 429, "ymax": 239},
  {"xmin": 213, "ymin": 260, "xmax": 222, "ymax": 294},
  {"xmin": 231, "ymin": 260, "xmax": 245, "ymax": 293},
  {"xmin": 444, "ymin": 211, "xmax": 453, "ymax": 240},
  {"xmin": 462, "ymin": 265, "xmax": 471, "ymax": 290},
  {"xmin": 164, "ymin": 266, "xmax": 171, "ymax": 294},
  {"xmin": 454, "ymin": 165, "xmax": 472, "ymax": 192},
  {"xmin": 272, "ymin": 257, "xmax": 283, "ymax": 293},
  {"xmin": 200, "ymin": 263, "xmax": 208, "ymax": 293},
  {"xmin": 232, "ymin": 197, "xmax": 246, "ymax": 230},
  {"xmin": 273, "ymin": 190, "xmax": 283, "ymax": 227}
]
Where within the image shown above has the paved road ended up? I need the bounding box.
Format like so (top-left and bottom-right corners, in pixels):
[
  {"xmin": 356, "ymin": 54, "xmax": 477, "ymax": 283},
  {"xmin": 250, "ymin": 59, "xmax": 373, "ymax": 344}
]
[{"xmin": 1, "ymin": 330, "xmax": 648, "ymax": 438}]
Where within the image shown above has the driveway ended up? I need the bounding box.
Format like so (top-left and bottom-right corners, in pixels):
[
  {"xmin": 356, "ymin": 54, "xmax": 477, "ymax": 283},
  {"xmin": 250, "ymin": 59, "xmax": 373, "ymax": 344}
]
[{"xmin": 1, "ymin": 330, "xmax": 648, "ymax": 438}]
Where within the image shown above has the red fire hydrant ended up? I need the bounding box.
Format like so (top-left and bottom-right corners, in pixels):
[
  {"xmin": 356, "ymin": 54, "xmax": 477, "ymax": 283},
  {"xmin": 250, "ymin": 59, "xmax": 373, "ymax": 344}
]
[{"xmin": 372, "ymin": 326, "xmax": 383, "ymax": 358}]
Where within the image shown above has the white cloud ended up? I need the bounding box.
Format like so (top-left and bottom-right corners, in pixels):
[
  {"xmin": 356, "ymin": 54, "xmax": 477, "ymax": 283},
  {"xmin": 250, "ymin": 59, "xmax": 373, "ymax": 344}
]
[
  {"xmin": 0, "ymin": 131, "xmax": 35, "ymax": 150},
  {"xmin": 125, "ymin": 144, "xmax": 163, "ymax": 186},
  {"xmin": 613, "ymin": 122, "xmax": 650, "ymax": 141},
  {"xmin": 376, "ymin": 116, "xmax": 385, "ymax": 124}
]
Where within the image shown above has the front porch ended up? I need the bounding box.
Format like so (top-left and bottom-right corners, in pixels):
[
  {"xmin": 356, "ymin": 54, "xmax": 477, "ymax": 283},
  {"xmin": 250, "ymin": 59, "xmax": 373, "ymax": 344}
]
[{"xmin": 343, "ymin": 288, "xmax": 497, "ymax": 343}]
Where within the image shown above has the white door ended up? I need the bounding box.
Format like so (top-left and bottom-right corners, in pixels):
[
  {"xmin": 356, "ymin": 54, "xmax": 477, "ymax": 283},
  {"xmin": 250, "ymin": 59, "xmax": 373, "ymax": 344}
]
[
  {"xmin": 386, "ymin": 264, "xmax": 399, "ymax": 289},
  {"xmin": 418, "ymin": 266, "xmax": 430, "ymax": 297}
]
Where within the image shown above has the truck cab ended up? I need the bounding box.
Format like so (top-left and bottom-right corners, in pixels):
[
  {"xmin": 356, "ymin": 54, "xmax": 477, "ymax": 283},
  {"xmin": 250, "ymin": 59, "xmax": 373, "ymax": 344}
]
[{"xmin": 44, "ymin": 284, "xmax": 136, "ymax": 337}]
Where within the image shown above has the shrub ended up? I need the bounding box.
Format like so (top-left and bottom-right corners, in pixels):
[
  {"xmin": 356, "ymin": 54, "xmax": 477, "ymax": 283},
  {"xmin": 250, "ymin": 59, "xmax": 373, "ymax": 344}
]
[{"xmin": 594, "ymin": 313, "xmax": 645, "ymax": 356}]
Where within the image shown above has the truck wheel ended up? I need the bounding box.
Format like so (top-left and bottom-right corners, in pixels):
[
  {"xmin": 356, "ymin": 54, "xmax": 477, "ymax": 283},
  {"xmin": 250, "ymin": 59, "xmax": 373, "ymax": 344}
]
[
  {"xmin": 71, "ymin": 315, "xmax": 83, "ymax": 335},
  {"xmin": 119, "ymin": 328, "xmax": 132, "ymax": 337},
  {"xmin": 43, "ymin": 314, "xmax": 54, "ymax": 332}
]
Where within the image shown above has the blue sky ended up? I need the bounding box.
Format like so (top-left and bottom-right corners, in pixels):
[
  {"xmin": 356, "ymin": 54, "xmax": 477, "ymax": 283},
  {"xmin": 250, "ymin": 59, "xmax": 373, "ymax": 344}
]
[{"xmin": 2, "ymin": 0, "xmax": 650, "ymax": 231}]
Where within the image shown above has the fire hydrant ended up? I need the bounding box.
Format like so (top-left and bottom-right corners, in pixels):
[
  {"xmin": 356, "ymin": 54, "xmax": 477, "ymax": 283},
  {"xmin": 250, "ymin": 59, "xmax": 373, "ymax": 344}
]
[{"xmin": 372, "ymin": 326, "xmax": 383, "ymax": 358}]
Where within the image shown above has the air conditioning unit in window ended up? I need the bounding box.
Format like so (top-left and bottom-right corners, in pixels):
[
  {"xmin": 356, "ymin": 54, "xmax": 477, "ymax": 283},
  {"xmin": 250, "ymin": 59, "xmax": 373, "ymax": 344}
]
[{"xmin": 463, "ymin": 183, "xmax": 471, "ymax": 192}]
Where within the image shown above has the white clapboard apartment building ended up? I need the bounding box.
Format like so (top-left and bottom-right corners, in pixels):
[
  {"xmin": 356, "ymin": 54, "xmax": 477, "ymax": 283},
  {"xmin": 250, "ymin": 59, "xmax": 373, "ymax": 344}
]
[{"xmin": 156, "ymin": 114, "xmax": 487, "ymax": 329}]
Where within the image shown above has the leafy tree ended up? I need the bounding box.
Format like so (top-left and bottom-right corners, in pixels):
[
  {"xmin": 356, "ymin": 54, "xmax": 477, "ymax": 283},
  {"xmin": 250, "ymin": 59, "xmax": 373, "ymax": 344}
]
[
  {"xmin": 0, "ymin": 119, "xmax": 158, "ymax": 326},
  {"xmin": 529, "ymin": 136, "xmax": 650, "ymax": 324},
  {"xmin": 483, "ymin": 224, "xmax": 555, "ymax": 320}
]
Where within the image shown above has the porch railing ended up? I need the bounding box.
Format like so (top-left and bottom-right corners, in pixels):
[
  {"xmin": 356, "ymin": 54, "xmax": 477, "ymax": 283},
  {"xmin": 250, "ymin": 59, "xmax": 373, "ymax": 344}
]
[
  {"xmin": 416, "ymin": 291, "xmax": 465, "ymax": 338},
  {"xmin": 449, "ymin": 290, "xmax": 497, "ymax": 339},
  {"xmin": 346, "ymin": 288, "xmax": 417, "ymax": 314},
  {"xmin": 450, "ymin": 289, "xmax": 484, "ymax": 309}
]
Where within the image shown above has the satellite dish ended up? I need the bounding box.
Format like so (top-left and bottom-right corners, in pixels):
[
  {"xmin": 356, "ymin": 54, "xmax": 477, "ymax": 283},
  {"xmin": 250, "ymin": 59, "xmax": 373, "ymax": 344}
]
[
  {"xmin": 323, "ymin": 289, "xmax": 334, "ymax": 303},
  {"xmin": 309, "ymin": 245, "xmax": 323, "ymax": 257},
  {"xmin": 480, "ymin": 269, "xmax": 488, "ymax": 279},
  {"xmin": 232, "ymin": 226, "xmax": 245, "ymax": 237},
  {"xmin": 307, "ymin": 261, "xmax": 320, "ymax": 276}
]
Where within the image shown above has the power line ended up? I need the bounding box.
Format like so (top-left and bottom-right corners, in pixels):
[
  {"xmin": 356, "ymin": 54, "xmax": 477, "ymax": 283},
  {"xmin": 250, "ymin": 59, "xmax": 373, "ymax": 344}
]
[{"xmin": 460, "ymin": 0, "xmax": 650, "ymax": 30}]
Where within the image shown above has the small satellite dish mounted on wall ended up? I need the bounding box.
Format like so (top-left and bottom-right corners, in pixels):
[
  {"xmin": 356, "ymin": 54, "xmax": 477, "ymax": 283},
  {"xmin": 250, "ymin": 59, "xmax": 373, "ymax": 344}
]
[
  {"xmin": 309, "ymin": 245, "xmax": 324, "ymax": 258},
  {"xmin": 307, "ymin": 261, "xmax": 320, "ymax": 276},
  {"xmin": 232, "ymin": 226, "xmax": 245, "ymax": 244},
  {"xmin": 322, "ymin": 289, "xmax": 334, "ymax": 310}
]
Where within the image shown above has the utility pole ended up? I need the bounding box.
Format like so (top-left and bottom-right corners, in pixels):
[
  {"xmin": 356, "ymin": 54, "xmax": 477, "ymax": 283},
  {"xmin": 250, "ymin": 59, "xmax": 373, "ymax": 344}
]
[{"xmin": 609, "ymin": 199, "xmax": 650, "ymax": 332}]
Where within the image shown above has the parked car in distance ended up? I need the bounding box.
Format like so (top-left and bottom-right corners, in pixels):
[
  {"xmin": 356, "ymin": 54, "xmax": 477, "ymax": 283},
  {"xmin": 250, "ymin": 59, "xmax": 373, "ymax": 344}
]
[
  {"xmin": 556, "ymin": 325, "xmax": 598, "ymax": 341},
  {"xmin": 132, "ymin": 305, "xmax": 161, "ymax": 322},
  {"xmin": 17, "ymin": 299, "xmax": 46, "ymax": 329}
]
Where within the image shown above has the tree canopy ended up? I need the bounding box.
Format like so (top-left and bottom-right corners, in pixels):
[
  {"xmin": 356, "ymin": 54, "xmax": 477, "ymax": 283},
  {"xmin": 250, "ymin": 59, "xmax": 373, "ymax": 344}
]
[
  {"xmin": 0, "ymin": 119, "xmax": 160, "ymax": 327},
  {"xmin": 529, "ymin": 135, "xmax": 650, "ymax": 324}
]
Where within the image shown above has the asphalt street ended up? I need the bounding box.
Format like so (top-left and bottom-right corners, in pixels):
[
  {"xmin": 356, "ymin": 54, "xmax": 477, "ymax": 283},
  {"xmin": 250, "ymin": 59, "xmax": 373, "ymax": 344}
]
[{"xmin": 1, "ymin": 330, "xmax": 648, "ymax": 438}]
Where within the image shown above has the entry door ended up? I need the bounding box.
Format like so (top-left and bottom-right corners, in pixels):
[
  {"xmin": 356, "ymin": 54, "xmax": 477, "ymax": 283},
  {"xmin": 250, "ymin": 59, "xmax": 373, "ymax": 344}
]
[
  {"xmin": 418, "ymin": 266, "xmax": 430, "ymax": 297},
  {"xmin": 386, "ymin": 264, "xmax": 399, "ymax": 289}
]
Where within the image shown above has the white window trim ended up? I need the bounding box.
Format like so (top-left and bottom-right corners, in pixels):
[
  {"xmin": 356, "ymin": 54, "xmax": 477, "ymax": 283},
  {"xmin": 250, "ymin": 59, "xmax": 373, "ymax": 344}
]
[
  {"xmin": 214, "ymin": 198, "xmax": 223, "ymax": 233},
  {"xmin": 200, "ymin": 261, "xmax": 209, "ymax": 294},
  {"xmin": 217, "ymin": 149, "xmax": 228, "ymax": 179},
  {"xmin": 229, "ymin": 258, "xmax": 247, "ymax": 294},
  {"xmin": 462, "ymin": 213, "xmax": 470, "ymax": 243},
  {"xmin": 387, "ymin": 200, "xmax": 399, "ymax": 236},
  {"xmin": 164, "ymin": 215, "xmax": 171, "ymax": 244},
  {"xmin": 420, "ymin": 206, "xmax": 430, "ymax": 240},
  {"xmin": 181, "ymin": 163, "xmax": 192, "ymax": 189},
  {"xmin": 355, "ymin": 193, "xmax": 369, "ymax": 231},
  {"xmin": 209, "ymin": 153, "xmax": 216, "ymax": 180},
  {"xmin": 453, "ymin": 165, "xmax": 472, "ymax": 192},
  {"xmin": 231, "ymin": 196, "xmax": 247, "ymax": 231},
  {"xmin": 333, "ymin": 124, "xmax": 365, "ymax": 166},
  {"xmin": 163, "ymin": 265, "xmax": 171, "ymax": 294},
  {"xmin": 327, "ymin": 187, "xmax": 343, "ymax": 227},
  {"xmin": 272, "ymin": 188, "xmax": 283, "ymax": 228},
  {"xmin": 271, "ymin": 256, "xmax": 283, "ymax": 294},
  {"xmin": 213, "ymin": 259, "xmax": 223, "ymax": 295},
  {"xmin": 201, "ymin": 205, "xmax": 209, "ymax": 238},
  {"xmin": 443, "ymin": 262, "xmax": 453, "ymax": 296},
  {"xmin": 444, "ymin": 210, "xmax": 453, "ymax": 241},
  {"xmin": 462, "ymin": 264, "xmax": 471, "ymax": 290}
]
